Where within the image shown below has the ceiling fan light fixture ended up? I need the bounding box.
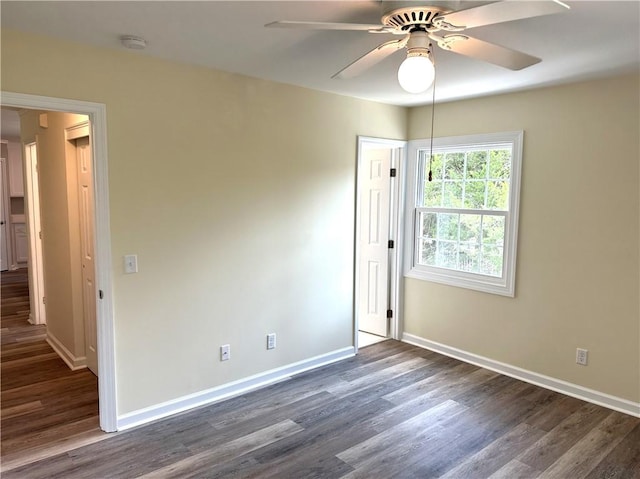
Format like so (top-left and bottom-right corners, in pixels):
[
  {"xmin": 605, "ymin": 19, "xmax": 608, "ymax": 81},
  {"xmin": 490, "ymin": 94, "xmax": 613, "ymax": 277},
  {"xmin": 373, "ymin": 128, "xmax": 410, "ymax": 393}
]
[
  {"xmin": 398, "ymin": 52, "xmax": 434, "ymax": 94},
  {"xmin": 398, "ymin": 30, "xmax": 435, "ymax": 94}
]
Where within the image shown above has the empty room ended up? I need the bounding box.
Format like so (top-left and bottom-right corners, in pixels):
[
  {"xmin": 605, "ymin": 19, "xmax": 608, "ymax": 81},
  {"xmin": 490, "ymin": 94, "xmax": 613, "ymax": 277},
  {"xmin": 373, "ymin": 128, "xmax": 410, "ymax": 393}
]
[{"xmin": 1, "ymin": 1, "xmax": 639, "ymax": 477}]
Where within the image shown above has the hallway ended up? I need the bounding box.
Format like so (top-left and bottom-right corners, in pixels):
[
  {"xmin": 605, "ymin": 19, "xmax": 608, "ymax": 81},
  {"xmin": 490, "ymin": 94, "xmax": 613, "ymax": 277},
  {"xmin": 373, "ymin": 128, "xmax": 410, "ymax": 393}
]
[{"xmin": 1, "ymin": 269, "xmax": 103, "ymax": 471}]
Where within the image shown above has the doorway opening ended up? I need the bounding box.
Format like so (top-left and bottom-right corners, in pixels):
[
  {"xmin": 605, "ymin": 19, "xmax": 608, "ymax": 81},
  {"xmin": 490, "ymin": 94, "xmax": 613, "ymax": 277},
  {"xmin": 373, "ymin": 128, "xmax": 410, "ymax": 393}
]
[
  {"xmin": 1, "ymin": 108, "xmax": 106, "ymax": 462},
  {"xmin": 0, "ymin": 92, "xmax": 116, "ymax": 435},
  {"xmin": 355, "ymin": 136, "xmax": 406, "ymax": 351}
]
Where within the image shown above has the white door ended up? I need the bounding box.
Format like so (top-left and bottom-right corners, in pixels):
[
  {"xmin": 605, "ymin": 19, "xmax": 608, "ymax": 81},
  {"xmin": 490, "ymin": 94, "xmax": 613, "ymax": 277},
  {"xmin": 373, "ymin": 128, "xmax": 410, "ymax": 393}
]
[
  {"xmin": 24, "ymin": 142, "xmax": 47, "ymax": 325},
  {"xmin": 76, "ymin": 136, "xmax": 98, "ymax": 376},
  {"xmin": 358, "ymin": 147, "xmax": 393, "ymax": 337},
  {"xmin": 0, "ymin": 158, "xmax": 10, "ymax": 271}
]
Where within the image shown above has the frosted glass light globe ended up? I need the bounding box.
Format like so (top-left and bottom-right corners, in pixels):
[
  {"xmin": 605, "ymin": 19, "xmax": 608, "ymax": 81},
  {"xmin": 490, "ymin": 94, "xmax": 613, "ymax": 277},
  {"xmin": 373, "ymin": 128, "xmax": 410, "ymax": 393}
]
[{"xmin": 398, "ymin": 56, "xmax": 435, "ymax": 94}]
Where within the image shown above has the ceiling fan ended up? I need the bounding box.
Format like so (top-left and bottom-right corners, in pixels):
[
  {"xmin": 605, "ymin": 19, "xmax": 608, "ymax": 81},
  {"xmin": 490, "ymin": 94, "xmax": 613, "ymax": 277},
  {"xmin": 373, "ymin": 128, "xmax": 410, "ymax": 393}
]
[{"xmin": 266, "ymin": 0, "xmax": 570, "ymax": 93}]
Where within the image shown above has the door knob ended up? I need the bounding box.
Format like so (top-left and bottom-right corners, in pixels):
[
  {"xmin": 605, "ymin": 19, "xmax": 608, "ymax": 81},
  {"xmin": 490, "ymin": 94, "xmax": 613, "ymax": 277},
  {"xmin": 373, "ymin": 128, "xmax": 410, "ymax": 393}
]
[{"xmin": 0, "ymin": 221, "xmax": 5, "ymax": 225}]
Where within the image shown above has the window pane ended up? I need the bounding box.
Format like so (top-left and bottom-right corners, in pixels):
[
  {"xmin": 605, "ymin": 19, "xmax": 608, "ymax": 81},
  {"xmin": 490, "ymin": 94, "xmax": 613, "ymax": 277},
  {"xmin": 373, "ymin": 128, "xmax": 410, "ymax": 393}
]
[
  {"xmin": 436, "ymin": 241, "xmax": 458, "ymax": 269},
  {"xmin": 421, "ymin": 212, "xmax": 437, "ymax": 239},
  {"xmin": 489, "ymin": 149, "xmax": 511, "ymax": 179},
  {"xmin": 459, "ymin": 214, "xmax": 481, "ymax": 243},
  {"xmin": 482, "ymin": 215, "xmax": 505, "ymax": 246},
  {"xmin": 463, "ymin": 180, "xmax": 486, "ymax": 209},
  {"xmin": 486, "ymin": 180, "xmax": 509, "ymax": 210},
  {"xmin": 466, "ymin": 151, "xmax": 488, "ymax": 179},
  {"xmin": 429, "ymin": 153, "xmax": 444, "ymax": 180},
  {"xmin": 437, "ymin": 213, "xmax": 459, "ymax": 241},
  {"xmin": 459, "ymin": 243, "xmax": 480, "ymax": 273},
  {"xmin": 420, "ymin": 238, "xmax": 436, "ymax": 264},
  {"xmin": 417, "ymin": 212, "xmax": 506, "ymax": 277},
  {"xmin": 481, "ymin": 245, "xmax": 504, "ymax": 277},
  {"xmin": 444, "ymin": 153, "xmax": 465, "ymax": 179},
  {"xmin": 443, "ymin": 181, "xmax": 463, "ymax": 208},
  {"xmin": 424, "ymin": 180, "xmax": 442, "ymax": 207}
]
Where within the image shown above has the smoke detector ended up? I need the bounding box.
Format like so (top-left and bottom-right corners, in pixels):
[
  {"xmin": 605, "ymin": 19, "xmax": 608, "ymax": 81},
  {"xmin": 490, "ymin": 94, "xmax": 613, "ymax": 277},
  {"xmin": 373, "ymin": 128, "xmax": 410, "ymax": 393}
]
[{"xmin": 120, "ymin": 35, "xmax": 147, "ymax": 50}]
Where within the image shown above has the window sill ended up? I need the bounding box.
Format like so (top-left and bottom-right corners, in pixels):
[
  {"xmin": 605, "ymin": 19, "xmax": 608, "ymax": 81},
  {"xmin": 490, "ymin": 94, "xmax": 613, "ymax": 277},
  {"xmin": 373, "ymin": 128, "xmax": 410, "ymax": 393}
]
[{"xmin": 404, "ymin": 267, "xmax": 515, "ymax": 297}]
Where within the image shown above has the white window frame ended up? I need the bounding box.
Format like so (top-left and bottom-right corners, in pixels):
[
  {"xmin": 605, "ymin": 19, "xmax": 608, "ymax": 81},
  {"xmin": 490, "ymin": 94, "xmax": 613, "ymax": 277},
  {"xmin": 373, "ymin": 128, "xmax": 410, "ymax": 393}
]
[{"xmin": 403, "ymin": 131, "xmax": 523, "ymax": 297}]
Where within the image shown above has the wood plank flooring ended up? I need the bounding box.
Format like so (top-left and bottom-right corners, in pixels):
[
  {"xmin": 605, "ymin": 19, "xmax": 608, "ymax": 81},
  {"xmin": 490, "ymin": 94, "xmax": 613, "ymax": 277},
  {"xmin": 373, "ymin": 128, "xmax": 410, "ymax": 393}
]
[
  {"xmin": 1, "ymin": 269, "xmax": 103, "ymax": 468},
  {"xmin": 2, "ymin": 331, "xmax": 639, "ymax": 477}
]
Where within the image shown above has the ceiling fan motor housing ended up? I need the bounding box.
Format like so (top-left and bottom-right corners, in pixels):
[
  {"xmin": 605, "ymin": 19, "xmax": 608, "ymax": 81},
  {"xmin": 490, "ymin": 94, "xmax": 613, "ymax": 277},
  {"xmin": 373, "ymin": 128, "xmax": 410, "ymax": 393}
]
[{"xmin": 381, "ymin": 6, "xmax": 450, "ymax": 33}]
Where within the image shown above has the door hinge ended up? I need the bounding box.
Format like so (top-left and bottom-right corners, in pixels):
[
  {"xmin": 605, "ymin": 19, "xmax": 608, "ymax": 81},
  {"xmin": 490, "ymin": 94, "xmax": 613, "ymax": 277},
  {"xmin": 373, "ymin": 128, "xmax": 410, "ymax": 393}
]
[
  {"xmin": 388, "ymin": 240, "xmax": 394, "ymax": 249},
  {"xmin": 390, "ymin": 168, "xmax": 397, "ymax": 177},
  {"xmin": 42, "ymin": 296, "xmax": 46, "ymax": 304},
  {"xmin": 99, "ymin": 290, "xmax": 104, "ymax": 299},
  {"xmin": 387, "ymin": 309, "xmax": 393, "ymax": 319}
]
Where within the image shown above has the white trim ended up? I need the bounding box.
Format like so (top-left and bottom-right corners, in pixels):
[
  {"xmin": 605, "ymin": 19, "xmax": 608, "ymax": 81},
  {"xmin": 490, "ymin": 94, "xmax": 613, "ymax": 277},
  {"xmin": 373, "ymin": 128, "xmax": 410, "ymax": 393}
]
[
  {"xmin": 1, "ymin": 91, "xmax": 117, "ymax": 432},
  {"xmin": 402, "ymin": 333, "xmax": 640, "ymax": 418},
  {"xmin": 117, "ymin": 346, "xmax": 355, "ymax": 431},
  {"xmin": 47, "ymin": 331, "xmax": 87, "ymax": 370},
  {"xmin": 65, "ymin": 120, "xmax": 90, "ymax": 141},
  {"xmin": 389, "ymin": 144, "xmax": 406, "ymax": 341},
  {"xmin": 403, "ymin": 131, "xmax": 523, "ymax": 297},
  {"xmin": 354, "ymin": 136, "xmax": 407, "ymax": 351}
]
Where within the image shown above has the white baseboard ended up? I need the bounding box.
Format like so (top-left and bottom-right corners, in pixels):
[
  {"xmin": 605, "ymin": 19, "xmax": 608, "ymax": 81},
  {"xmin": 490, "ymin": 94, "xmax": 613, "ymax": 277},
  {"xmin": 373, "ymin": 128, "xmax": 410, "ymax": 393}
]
[
  {"xmin": 402, "ymin": 333, "xmax": 640, "ymax": 418},
  {"xmin": 117, "ymin": 346, "xmax": 356, "ymax": 431},
  {"xmin": 46, "ymin": 332, "xmax": 87, "ymax": 371}
]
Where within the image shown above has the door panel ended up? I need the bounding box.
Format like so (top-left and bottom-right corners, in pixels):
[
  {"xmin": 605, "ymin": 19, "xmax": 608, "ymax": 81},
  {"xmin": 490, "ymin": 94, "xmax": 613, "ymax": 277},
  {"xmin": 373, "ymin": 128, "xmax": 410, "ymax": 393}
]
[
  {"xmin": 76, "ymin": 136, "xmax": 98, "ymax": 376},
  {"xmin": 25, "ymin": 142, "xmax": 47, "ymax": 325},
  {"xmin": 358, "ymin": 148, "xmax": 392, "ymax": 337},
  {"xmin": 0, "ymin": 158, "xmax": 10, "ymax": 271}
]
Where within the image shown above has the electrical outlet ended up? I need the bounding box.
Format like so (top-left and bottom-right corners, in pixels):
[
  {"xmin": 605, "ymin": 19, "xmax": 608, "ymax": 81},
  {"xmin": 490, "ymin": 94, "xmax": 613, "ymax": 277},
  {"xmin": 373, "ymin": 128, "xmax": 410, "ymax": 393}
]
[
  {"xmin": 220, "ymin": 344, "xmax": 231, "ymax": 361},
  {"xmin": 576, "ymin": 348, "xmax": 588, "ymax": 366},
  {"xmin": 267, "ymin": 333, "xmax": 276, "ymax": 350}
]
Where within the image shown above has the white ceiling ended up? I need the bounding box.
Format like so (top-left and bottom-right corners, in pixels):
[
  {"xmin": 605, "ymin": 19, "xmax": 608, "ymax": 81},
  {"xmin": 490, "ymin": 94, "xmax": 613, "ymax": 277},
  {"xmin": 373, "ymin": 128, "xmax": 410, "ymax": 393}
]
[{"xmin": 1, "ymin": 1, "xmax": 639, "ymax": 107}]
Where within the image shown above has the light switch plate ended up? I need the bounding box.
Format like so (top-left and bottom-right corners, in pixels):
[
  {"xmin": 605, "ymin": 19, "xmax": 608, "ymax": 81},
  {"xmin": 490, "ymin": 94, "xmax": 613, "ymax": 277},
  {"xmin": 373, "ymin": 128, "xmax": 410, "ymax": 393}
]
[
  {"xmin": 124, "ymin": 254, "xmax": 138, "ymax": 274},
  {"xmin": 220, "ymin": 344, "xmax": 230, "ymax": 361}
]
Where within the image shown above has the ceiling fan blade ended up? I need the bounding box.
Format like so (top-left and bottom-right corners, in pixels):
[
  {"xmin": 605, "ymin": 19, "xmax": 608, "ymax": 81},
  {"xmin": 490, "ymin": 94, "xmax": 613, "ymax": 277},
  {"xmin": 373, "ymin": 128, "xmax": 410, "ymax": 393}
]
[
  {"xmin": 431, "ymin": 34, "xmax": 540, "ymax": 70},
  {"xmin": 434, "ymin": 0, "xmax": 569, "ymax": 31},
  {"xmin": 332, "ymin": 37, "xmax": 408, "ymax": 79},
  {"xmin": 265, "ymin": 21, "xmax": 389, "ymax": 32}
]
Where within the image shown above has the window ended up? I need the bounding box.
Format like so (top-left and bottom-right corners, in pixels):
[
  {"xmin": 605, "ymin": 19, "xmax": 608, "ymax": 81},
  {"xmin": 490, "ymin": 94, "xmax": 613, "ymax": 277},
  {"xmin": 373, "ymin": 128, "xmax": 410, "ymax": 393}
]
[{"xmin": 404, "ymin": 131, "xmax": 523, "ymax": 296}]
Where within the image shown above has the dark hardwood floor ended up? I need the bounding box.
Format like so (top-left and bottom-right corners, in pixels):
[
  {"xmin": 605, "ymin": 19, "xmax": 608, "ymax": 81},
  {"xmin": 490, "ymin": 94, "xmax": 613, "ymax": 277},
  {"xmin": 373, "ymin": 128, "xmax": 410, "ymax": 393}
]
[
  {"xmin": 1, "ymin": 269, "xmax": 103, "ymax": 470},
  {"xmin": 2, "ymin": 317, "xmax": 639, "ymax": 478}
]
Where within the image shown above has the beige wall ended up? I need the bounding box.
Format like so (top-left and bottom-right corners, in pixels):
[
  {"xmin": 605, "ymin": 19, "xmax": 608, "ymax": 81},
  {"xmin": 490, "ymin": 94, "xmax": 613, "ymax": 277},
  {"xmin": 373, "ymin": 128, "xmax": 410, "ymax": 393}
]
[
  {"xmin": 19, "ymin": 110, "xmax": 89, "ymax": 360},
  {"xmin": 1, "ymin": 29, "xmax": 407, "ymax": 414},
  {"xmin": 406, "ymin": 74, "xmax": 640, "ymax": 402},
  {"xmin": 3, "ymin": 28, "xmax": 637, "ymax": 416}
]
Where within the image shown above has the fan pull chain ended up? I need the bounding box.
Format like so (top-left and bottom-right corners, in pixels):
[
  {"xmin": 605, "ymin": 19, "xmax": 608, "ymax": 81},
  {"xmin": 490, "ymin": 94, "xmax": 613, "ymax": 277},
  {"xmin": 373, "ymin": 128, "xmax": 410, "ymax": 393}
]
[{"xmin": 428, "ymin": 43, "xmax": 436, "ymax": 182}]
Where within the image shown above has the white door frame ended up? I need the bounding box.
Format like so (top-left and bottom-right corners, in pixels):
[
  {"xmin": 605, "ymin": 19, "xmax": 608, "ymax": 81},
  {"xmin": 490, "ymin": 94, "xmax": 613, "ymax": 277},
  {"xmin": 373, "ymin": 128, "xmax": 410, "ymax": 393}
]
[
  {"xmin": 355, "ymin": 136, "xmax": 406, "ymax": 352},
  {"xmin": 1, "ymin": 91, "xmax": 117, "ymax": 432}
]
